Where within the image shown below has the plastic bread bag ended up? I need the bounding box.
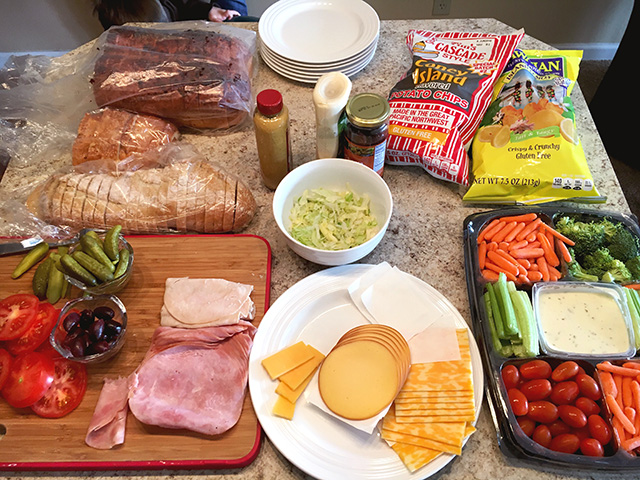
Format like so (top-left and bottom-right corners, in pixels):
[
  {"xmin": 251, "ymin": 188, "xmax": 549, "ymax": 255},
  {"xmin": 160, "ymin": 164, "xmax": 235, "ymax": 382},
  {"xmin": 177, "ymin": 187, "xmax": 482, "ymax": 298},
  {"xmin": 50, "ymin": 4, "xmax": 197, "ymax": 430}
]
[
  {"xmin": 91, "ymin": 21, "xmax": 257, "ymax": 133},
  {"xmin": 7, "ymin": 141, "xmax": 256, "ymax": 239},
  {"xmin": 386, "ymin": 29, "xmax": 524, "ymax": 185},
  {"xmin": 463, "ymin": 49, "xmax": 605, "ymax": 205}
]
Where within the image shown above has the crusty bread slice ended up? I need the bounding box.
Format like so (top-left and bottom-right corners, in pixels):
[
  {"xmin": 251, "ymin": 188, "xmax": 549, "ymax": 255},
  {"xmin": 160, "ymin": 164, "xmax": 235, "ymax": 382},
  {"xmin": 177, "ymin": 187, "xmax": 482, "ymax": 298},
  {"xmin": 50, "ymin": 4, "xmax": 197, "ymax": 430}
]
[
  {"xmin": 106, "ymin": 173, "xmax": 131, "ymax": 231},
  {"xmin": 94, "ymin": 174, "xmax": 115, "ymax": 229},
  {"xmin": 222, "ymin": 178, "xmax": 237, "ymax": 232},
  {"xmin": 233, "ymin": 180, "xmax": 257, "ymax": 231},
  {"xmin": 83, "ymin": 174, "xmax": 104, "ymax": 228}
]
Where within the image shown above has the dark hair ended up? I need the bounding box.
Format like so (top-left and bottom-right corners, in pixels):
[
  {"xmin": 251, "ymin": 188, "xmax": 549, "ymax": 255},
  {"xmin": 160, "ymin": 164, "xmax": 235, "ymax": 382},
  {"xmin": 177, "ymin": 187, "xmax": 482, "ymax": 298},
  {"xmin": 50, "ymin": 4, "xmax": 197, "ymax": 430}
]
[{"xmin": 94, "ymin": 0, "xmax": 171, "ymax": 29}]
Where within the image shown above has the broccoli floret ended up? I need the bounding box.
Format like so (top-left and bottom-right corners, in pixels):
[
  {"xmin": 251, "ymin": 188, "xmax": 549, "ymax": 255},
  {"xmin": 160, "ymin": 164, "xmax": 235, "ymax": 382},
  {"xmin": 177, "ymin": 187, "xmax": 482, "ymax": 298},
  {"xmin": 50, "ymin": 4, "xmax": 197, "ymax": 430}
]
[
  {"xmin": 607, "ymin": 223, "xmax": 639, "ymax": 262},
  {"xmin": 627, "ymin": 256, "xmax": 640, "ymax": 280},
  {"xmin": 583, "ymin": 247, "xmax": 617, "ymax": 278},
  {"xmin": 567, "ymin": 259, "xmax": 599, "ymax": 282},
  {"xmin": 601, "ymin": 259, "xmax": 632, "ymax": 283},
  {"xmin": 601, "ymin": 218, "xmax": 619, "ymax": 243},
  {"xmin": 554, "ymin": 216, "xmax": 606, "ymax": 259}
]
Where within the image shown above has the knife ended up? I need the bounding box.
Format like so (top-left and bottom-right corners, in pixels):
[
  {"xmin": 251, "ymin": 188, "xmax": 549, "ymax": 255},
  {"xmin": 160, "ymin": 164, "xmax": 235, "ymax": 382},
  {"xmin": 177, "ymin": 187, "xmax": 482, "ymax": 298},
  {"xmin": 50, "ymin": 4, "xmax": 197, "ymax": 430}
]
[{"xmin": 0, "ymin": 229, "xmax": 92, "ymax": 256}]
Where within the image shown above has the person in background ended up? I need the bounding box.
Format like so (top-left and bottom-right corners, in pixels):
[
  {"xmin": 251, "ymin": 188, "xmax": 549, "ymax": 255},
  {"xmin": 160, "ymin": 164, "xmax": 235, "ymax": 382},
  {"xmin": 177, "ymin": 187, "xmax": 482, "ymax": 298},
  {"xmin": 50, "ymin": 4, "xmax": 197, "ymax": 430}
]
[{"xmin": 94, "ymin": 0, "xmax": 257, "ymax": 30}]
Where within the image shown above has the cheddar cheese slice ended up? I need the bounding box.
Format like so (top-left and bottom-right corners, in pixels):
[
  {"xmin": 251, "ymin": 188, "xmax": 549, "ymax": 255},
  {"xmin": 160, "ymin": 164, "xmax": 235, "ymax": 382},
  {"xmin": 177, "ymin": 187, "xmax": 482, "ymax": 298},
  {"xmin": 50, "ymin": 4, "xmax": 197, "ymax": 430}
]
[
  {"xmin": 261, "ymin": 341, "xmax": 315, "ymax": 380},
  {"xmin": 272, "ymin": 394, "xmax": 296, "ymax": 420},
  {"xmin": 278, "ymin": 346, "xmax": 325, "ymax": 390},
  {"xmin": 275, "ymin": 370, "xmax": 315, "ymax": 404}
]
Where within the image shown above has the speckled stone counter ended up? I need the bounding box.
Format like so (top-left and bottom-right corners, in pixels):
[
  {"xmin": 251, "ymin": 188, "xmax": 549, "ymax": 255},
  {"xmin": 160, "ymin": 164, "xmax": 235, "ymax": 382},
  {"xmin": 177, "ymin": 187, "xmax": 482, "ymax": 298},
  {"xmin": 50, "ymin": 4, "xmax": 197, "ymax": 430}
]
[{"xmin": 0, "ymin": 17, "xmax": 634, "ymax": 480}]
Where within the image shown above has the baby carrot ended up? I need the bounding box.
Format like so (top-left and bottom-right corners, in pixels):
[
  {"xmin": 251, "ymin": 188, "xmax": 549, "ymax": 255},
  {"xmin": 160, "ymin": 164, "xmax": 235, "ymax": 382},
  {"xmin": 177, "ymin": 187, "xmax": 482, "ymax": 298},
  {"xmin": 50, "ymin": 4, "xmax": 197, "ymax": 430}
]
[
  {"xmin": 477, "ymin": 219, "xmax": 500, "ymax": 244},
  {"xmin": 498, "ymin": 212, "xmax": 538, "ymax": 223},
  {"xmin": 598, "ymin": 362, "xmax": 640, "ymax": 378},
  {"xmin": 526, "ymin": 232, "xmax": 539, "ymax": 243},
  {"xmin": 487, "ymin": 241, "xmax": 498, "ymax": 252},
  {"xmin": 481, "ymin": 269, "xmax": 500, "ymax": 282},
  {"xmin": 631, "ymin": 381, "xmax": 640, "ymax": 414},
  {"xmin": 613, "ymin": 417, "xmax": 627, "ymax": 444},
  {"xmin": 492, "ymin": 221, "xmax": 518, "ymax": 243},
  {"xmin": 626, "ymin": 284, "xmax": 640, "ymax": 290},
  {"xmin": 484, "ymin": 261, "xmax": 518, "ymax": 282},
  {"xmin": 527, "ymin": 240, "xmax": 541, "ymax": 249},
  {"xmin": 498, "ymin": 241, "xmax": 510, "ymax": 251},
  {"xmin": 504, "ymin": 222, "xmax": 526, "ymax": 242},
  {"xmin": 623, "ymin": 362, "xmax": 640, "ymax": 371},
  {"xmin": 540, "ymin": 222, "xmax": 576, "ymax": 246},
  {"xmin": 495, "ymin": 248, "xmax": 520, "ymax": 266},
  {"xmin": 483, "ymin": 221, "xmax": 507, "ymax": 242},
  {"xmin": 622, "ymin": 436, "xmax": 640, "ymax": 452},
  {"xmin": 537, "ymin": 256, "xmax": 550, "ymax": 281},
  {"xmin": 607, "ymin": 393, "xmax": 637, "ymax": 434},
  {"xmin": 508, "ymin": 239, "xmax": 529, "ymax": 251},
  {"xmin": 537, "ymin": 232, "xmax": 560, "ymax": 267},
  {"xmin": 599, "ymin": 371, "xmax": 618, "ymax": 397},
  {"xmin": 527, "ymin": 270, "xmax": 543, "ymax": 282},
  {"xmin": 510, "ymin": 248, "xmax": 545, "ymax": 259},
  {"xmin": 516, "ymin": 258, "xmax": 531, "ymax": 269},
  {"xmin": 548, "ymin": 265, "xmax": 561, "ymax": 281},
  {"xmin": 626, "ymin": 407, "xmax": 636, "ymax": 425},
  {"xmin": 623, "ymin": 377, "xmax": 634, "ymax": 408},
  {"xmin": 555, "ymin": 237, "xmax": 572, "ymax": 263},
  {"xmin": 516, "ymin": 218, "xmax": 542, "ymax": 241},
  {"xmin": 478, "ymin": 241, "xmax": 487, "ymax": 269}
]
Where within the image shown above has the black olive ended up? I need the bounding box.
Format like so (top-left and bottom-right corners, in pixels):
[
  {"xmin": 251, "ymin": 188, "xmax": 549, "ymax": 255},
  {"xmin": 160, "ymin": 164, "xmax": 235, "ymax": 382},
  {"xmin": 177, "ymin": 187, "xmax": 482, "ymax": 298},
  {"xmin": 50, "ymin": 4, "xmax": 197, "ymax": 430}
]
[
  {"xmin": 104, "ymin": 319, "xmax": 122, "ymax": 339},
  {"xmin": 90, "ymin": 318, "xmax": 105, "ymax": 341},
  {"xmin": 91, "ymin": 340, "xmax": 110, "ymax": 354},
  {"xmin": 69, "ymin": 337, "xmax": 86, "ymax": 357},
  {"xmin": 62, "ymin": 312, "xmax": 80, "ymax": 332},
  {"xmin": 79, "ymin": 309, "xmax": 94, "ymax": 329},
  {"xmin": 93, "ymin": 306, "xmax": 115, "ymax": 321}
]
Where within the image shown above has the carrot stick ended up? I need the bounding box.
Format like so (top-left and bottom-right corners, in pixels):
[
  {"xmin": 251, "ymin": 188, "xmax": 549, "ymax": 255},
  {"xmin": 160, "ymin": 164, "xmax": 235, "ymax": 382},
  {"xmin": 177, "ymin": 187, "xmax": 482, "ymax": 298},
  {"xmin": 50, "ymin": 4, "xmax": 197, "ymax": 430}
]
[
  {"xmin": 555, "ymin": 237, "xmax": 572, "ymax": 263},
  {"xmin": 599, "ymin": 371, "xmax": 618, "ymax": 397},
  {"xmin": 484, "ymin": 262, "xmax": 518, "ymax": 282},
  {"xmin": 508, "ymin": 239, "xmax": 529, "ymax": 251},
  {"xmin": 623, "ymin": 376, "xmax": 634, "ymax": 407},
  {"xmin": 487, "ymin": 251, "xmax": 519, "ymax": 277},
  {"xmin": 498, "ymin": 213, "xmax": 538, "ymax": 223},
  {"xmin": 481, "ymin": 269, "xmax": 500, "ymax": 282},
  {"xmin": 606, "ymin": 393, "xmax": 637, "ymax": 434},
  {"xmin": 492, "ymin": 221, "xmax": 518, "ymax": 243},
  {"xmin": 478, "ymin": 241, "xmax": 487, "ymax": 269},
  {"xmin": 510, "ymin": 248, "xmax": 545, "ymax": 259},
  {"xmin": 505, "ymin": 222, "xmax": 526, "ymax": 242},
  {"xmin": 540, "ymin": 222, "xmax": 576, "ymax": 246},
  {"xmin": 537, "ymin": 256, "xmax": 550, "ymax": 282},
  {"xmin": 622, "ymin": 436, "xmax": 640, "ymax": 452},
  {"xmin": 516, "ymin": 258, "xmax": 531, "ymax": 269},
  {"xmin": 483, "ymin": 221, "xmax": 507, "ymax": 241},
  {"xmin": 537, "ymin": 232, "xmax": 560, "ymax": 267},
  {"xmin": 598, "ymin": 362, "xmax": 640, "ymax": 378},
  {"xmin": 527, "ymin": 270, "xmax": 543, "ymax": 282},
  {"xmin": 478, "ymin": 219, "xmax": 500, "ymax": 244},
  {"xmin": 516, "ymin": 218, "xmax": 542, "ymax": 241}
]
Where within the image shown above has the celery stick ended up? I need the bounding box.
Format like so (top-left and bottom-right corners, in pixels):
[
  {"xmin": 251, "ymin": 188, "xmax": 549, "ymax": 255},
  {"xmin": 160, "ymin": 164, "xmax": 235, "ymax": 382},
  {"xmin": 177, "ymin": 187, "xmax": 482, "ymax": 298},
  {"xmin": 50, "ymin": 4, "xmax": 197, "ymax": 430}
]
[
  {"xmin": 500, "ymin": 344, "xmax": 514, "ymax": 357},
  {"xmin": 512, "ymin": 343, "xmax": 526, "ymax": 358},
  {"xmin": 513, "ymin": 290, "xmax": 539, "ymax": 357},
  {"xmin": 484, "ymin": 292, "xmax": 505, "ymax": 355},
  {"xmin": 486, "ymin": 282, "xmax": 506, "ymax": 339},
  {"xmin": 496, "ymin": 273, "xmax": 519, "ymax": 338},
  {"xmin": 625, "ymin": 289, "xmax": 640, "ymax": 349}
]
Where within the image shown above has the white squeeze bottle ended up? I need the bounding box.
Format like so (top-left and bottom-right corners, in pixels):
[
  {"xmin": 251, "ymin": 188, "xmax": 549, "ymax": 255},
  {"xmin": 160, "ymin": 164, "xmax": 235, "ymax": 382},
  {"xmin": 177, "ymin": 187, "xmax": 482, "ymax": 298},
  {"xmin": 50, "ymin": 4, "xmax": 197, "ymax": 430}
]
[{"xmin": 313, "ymin": 72, "xmax": 352, "ymax": 158}]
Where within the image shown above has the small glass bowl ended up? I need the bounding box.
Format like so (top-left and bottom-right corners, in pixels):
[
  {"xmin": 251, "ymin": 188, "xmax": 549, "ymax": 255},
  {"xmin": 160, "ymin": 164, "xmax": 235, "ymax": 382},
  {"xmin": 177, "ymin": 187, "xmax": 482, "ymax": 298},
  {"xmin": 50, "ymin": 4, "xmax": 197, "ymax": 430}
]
[
  {"xmin": 50, "ymin": 294, "xmax": 127, "ymax": 364},
  {"xmin": 63, "ymin": 236, "xmax": 134, "ymax": 295}
]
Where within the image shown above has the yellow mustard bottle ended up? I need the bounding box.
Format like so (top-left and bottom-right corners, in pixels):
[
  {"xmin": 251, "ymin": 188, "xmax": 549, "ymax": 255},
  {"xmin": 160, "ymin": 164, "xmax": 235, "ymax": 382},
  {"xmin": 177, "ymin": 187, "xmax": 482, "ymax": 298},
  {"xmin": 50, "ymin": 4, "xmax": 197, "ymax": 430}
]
[{"xmin": 254, "ymin": 89, "xmax": 292, "ymax": 190}]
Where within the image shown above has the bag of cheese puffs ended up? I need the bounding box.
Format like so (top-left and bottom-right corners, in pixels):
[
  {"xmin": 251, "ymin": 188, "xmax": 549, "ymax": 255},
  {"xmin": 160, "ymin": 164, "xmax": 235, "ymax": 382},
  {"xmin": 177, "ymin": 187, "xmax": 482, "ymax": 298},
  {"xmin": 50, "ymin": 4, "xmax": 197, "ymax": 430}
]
[{"xmin": 463, "ymin": 49, "xmax": 605, "ymax": 204}]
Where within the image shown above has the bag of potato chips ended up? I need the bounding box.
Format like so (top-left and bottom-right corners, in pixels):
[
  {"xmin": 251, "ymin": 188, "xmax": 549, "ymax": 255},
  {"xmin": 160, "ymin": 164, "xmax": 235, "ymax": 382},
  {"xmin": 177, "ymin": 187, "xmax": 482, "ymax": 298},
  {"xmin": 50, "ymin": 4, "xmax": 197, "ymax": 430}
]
[{"xmin": 463, "ymin": 49, "xmax": 605, "ymax": 204}]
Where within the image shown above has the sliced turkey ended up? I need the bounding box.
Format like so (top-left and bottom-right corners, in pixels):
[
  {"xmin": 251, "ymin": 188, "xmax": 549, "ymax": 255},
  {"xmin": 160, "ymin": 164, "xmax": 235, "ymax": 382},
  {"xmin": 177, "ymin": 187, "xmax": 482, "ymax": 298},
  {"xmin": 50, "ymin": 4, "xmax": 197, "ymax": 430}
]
[{"xmin": 85, "ymin": 376, "xmax": 130, "ymax": 449}]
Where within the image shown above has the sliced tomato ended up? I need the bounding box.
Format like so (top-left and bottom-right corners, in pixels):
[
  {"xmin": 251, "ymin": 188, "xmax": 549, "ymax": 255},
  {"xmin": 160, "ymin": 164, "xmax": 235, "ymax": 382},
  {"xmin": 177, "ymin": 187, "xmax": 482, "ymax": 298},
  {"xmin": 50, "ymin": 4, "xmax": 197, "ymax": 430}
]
[
  {"xmin": 5, "ymin": 303, "xmax": 59, "ymax": 356},
  {"xmin": 0, "ymin": 294, "xmax": 39, "ymax": 341},
  {"xmin": 30, "ymin": 357, "xmax": 87, "ymax": 418},
  {"xmin": 35, "ymin": 339, "xmax": 63, "ymax": 359},
  {"xmin": 0, "ymin": 348, "xmax": 12, "ymax": 391},
  {"xmin": 1, "ymin": 351, "xmax": 55, "ymax": 408}
]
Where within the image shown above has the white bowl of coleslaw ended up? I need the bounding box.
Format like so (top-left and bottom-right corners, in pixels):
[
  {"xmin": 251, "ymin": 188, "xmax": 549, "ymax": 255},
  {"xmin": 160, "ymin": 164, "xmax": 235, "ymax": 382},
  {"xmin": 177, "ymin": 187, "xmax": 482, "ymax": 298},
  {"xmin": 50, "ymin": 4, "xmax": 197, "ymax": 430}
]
[{"xmin": 273, "ymin": 158, "xmax": 393, "ymax": 266}]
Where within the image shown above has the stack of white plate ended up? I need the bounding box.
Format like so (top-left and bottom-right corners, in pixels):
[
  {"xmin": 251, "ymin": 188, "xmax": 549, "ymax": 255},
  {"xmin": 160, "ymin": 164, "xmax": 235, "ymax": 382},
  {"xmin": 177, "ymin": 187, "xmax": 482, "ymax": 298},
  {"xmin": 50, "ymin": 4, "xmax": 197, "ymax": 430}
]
[{"xmin": 258, "ymin": 0, "xmax": 380, "ymax": 84}]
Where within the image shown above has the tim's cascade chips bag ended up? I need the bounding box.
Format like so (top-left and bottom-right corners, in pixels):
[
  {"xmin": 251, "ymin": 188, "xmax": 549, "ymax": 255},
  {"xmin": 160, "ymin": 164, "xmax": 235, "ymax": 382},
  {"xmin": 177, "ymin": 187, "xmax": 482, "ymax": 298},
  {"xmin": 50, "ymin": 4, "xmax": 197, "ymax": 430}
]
[
  {"xmin": 463, "ymin": 49, "xmax": 605, "ymax": 204},
  {"xmin": 386, "ymin": 29, "xmax": 524, "ymax": 185}
]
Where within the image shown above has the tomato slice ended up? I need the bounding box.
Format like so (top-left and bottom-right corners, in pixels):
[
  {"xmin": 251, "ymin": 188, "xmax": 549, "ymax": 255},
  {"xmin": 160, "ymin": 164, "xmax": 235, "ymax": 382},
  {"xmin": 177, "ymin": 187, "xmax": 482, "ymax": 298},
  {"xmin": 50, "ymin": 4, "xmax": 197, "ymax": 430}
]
[
  {"xmin": 1, "ymin": 351, "xmax": 55, "ymax": 408},
  {"xmin": 5, "ymin": 303, "xmax": 59, "ymax": 356},
  {"xmin": 0, "ymin": 294, "xmax": 39, "ymax": 341},
  {"xmin": 30, "ymin": 358, "xmax": 87, "ymax": 418},
  {"xmin": 0, "ymin": 348, "xmax": 13, "ymax": 391}
]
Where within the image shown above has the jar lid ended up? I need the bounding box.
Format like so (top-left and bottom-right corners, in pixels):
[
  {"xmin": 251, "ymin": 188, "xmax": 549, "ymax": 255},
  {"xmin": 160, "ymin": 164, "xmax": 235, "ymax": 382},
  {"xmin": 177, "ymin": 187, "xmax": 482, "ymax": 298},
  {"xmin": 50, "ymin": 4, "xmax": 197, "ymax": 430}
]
[
  {"xmin": 345, "ymin": 93, "xmax": 390, "ymax": 128},
  {"xmin": 257, "ymin": 89, "xmax": 283, "ymax": 116}
]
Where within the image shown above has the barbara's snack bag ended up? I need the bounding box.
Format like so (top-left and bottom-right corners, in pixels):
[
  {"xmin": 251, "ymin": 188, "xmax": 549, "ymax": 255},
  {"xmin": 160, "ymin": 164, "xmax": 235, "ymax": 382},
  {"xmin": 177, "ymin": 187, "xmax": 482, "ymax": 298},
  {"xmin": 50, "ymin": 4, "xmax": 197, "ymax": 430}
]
[
  {"xmin": 464, "ymin": 49, "xmax": 604, "ymax": 204},
  {"xmin": 386, "ymin": 29, "xmax": 524, "ymax": 185}
]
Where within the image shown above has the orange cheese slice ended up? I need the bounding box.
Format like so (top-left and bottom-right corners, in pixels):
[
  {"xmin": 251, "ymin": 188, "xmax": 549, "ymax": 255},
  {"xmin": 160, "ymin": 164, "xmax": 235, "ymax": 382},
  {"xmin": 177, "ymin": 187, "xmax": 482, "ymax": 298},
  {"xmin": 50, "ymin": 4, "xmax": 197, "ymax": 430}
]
[
  {"xmin": 272, "ymin": 394, "xmax": 296, "ymax": 420},
  {"xmin": 278, "ymin": 346, "xmax": 325, "ymax": 390},
  {"xmin": 394, "ymin": 401, "xmax": 475, "ymax": 412},
  {"xmin": 394, "ymin": 414, "xmax": 475, "ymax": 423},
  {"xmin": 395, "ymin": 391, "xmax": 473, "ymax": 402},
  {"xmin": 276, "ymin": 369, "xmax": 316, "ymax": 404},
  {"xmin": 383, "ymin": 412, "xmax": 466, "ymax": 446},
  {"xmin": 391, "ymin": 442, "xmax": 442, "ymax": 473},
  {"xmin": 381, "ymin": 430, "xmax": 462, "ymax": 455},
  {"xmin": 261, "ymin": 341, "xmax": 315, "ymax": 380}
]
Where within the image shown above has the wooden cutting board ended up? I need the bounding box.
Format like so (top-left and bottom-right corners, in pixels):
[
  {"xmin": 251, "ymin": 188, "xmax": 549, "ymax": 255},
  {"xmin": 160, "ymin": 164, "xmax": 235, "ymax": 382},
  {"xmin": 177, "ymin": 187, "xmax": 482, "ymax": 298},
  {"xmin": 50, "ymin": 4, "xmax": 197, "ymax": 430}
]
[{"xmin": 0, "ymin": 234, "xmax": 271, "ymax": 471}]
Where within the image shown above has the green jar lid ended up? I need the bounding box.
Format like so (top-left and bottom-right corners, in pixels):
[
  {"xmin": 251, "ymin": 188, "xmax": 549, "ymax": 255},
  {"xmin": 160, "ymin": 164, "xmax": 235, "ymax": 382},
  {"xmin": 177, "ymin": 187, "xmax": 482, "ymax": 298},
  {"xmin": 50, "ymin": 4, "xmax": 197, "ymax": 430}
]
[{"xmin": 345, "ymin": 93, "xmax": 391, "ymax": 128}]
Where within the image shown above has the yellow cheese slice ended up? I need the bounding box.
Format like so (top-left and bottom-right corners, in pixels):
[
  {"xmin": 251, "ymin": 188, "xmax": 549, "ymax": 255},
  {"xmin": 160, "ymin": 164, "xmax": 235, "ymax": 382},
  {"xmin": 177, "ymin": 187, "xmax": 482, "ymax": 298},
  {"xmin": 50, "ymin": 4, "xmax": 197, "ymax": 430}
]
[
  {"xmin": 261, "ymin": 341, "xmax": 315, "ymax": 380},
  {"xmin": 391, "ymin": 442, "xmax": 442, "ymax": 473},
  {"xmin": 394, "ymin": 401, "xmax": 475, "ymax": 411},
  {"xmin": 383, "ymin": 412, "xmax": 466, "ymax": 446},
  {"xmin": 394, "ymin": 413, "xmax": 475, "ymax": 423},
  {"xmin": 381, "ymin": 429, "xmax": 462, "ymax": 455},
  {"xmin": 395, "ymin": 408, "xmax": 476, "ymax": 417},
  {"xmin": 319, "ymin": 341, "xmax": 399, "ymax": 420},
  {"xmin": 395, "ymin": 391, "xmax": 474, "ymax": 401},
  {"xmin": 276, "ymin": 369, "xmax": 316, "ymax": 403},
  {"xmin": 278, "ymin": 346, "xmax": 325, "ymax": 390},
  {"xmin": 272, "ymin": 394, "xmax": 296, "ymax": 420}
]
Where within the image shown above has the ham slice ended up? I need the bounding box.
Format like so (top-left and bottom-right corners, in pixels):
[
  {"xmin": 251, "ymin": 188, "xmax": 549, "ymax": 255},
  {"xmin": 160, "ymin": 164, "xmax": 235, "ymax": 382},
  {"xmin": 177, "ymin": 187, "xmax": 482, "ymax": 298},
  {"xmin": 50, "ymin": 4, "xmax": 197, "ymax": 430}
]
[
  {"xmin": 128, "ymin": 321, "xmax": 257, "ymax": 435},
  {"xmin": 160, "ymin": 277, "xmax": 255, "ymax": 328},
  {"xmin": 85, "ymin": 376, "xmax": 130, "ymax": 449}
]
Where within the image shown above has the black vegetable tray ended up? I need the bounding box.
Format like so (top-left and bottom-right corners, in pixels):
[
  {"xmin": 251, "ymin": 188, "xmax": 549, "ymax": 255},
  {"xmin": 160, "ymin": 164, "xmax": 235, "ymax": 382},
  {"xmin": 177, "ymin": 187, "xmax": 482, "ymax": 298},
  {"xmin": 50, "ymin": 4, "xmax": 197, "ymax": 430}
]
[{"xmin": 463, "ymin": 206, "xmax": 640, "ymax": 471}]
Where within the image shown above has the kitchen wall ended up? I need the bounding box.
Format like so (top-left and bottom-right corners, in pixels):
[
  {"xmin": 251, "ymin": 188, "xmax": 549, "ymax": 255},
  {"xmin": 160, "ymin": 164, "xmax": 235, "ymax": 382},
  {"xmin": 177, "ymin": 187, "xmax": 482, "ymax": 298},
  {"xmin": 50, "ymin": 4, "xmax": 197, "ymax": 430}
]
[{"xmin": 0, "ymin": 0, "xmax": 633, "ymax": 60}]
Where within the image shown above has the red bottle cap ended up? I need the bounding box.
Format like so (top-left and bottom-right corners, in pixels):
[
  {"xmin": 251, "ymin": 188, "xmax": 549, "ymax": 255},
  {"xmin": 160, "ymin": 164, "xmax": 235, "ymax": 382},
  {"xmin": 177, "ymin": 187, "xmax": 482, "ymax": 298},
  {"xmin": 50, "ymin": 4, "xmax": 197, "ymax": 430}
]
[{"xmin": 256, "ymin": 89, "xmax": 283, "ymax": 116}]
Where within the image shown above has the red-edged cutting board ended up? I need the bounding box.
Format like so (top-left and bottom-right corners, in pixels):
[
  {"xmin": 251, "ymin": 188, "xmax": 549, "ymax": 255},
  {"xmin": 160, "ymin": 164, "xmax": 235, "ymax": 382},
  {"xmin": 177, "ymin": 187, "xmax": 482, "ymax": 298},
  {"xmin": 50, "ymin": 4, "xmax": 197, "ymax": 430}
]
[{"xmin": 0, "ymin": 234, "xmax": 271, "ymax": 471}]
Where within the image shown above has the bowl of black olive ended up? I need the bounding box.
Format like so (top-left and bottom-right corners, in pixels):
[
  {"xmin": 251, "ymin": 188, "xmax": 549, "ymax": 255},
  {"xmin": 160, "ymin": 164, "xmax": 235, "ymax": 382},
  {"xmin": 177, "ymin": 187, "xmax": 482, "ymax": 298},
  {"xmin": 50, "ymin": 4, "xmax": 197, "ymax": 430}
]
[{"xmin": 50, "ymin": 294, "xmax": 127, "ymax": 363}]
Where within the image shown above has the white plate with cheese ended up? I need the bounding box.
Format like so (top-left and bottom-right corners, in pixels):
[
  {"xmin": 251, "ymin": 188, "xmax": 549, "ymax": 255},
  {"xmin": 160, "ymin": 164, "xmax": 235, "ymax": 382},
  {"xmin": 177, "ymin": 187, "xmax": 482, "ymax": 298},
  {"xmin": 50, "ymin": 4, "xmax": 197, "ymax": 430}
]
[{"xmin": 248, "ymin": 264, "xmax": 484, "ymax": 480}]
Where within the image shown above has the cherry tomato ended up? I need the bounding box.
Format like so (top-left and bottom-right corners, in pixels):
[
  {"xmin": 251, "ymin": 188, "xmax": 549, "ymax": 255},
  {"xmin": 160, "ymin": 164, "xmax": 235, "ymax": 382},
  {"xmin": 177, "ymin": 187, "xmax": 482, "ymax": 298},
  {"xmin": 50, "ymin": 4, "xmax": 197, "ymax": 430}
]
[
  {"xmin": 558, "ymin": 404, "xmax": 588, "ymax": 428},
  {"xmin": 502, "ymin": 364, "xmax": 520, "ymax": 390},
  {"xmin": 550, "ymin": 381, "xmax": 579, "ymax": 405},
  {"xmin": 30, "ymin": 357, "xmax": 87, "ymax": 418},
  {"xmin": 0, "ymin": 348, "xmax": 12, "ymax": 391},
  {"xmin": 580, "ymin": 438, "xmax": 604, "ymax": 457},
  {"xmin": 587, "ymin": 414, "xmax": 612, "ymax": 446},
  {"xmin": 508, "ymin": 388, "xmax": 529, "ymax": 416},
  {"xmin": 520, "ymin": 378, "xmax": 552, "ymax": 401},
  {"xmin": 575, "ymin": 373, "xmax": 602, "ymax": 401},
  {"xmin": 575, "ymin": 397, "xmax": 600, "ymax": 417},
  {"xmin": 519, "ymin": 360, "xmax": 552, "ymax": 380},
  {"xmin": 573, "ymin": 426, "xmax": 591, "ymax": 442},
  {"xmin": 0, "ymin": 294, "xmax": 39, "ymax": 341},
  {"xmin": 4, "ymin": 303, "xmax": 59, "ymax": 356},
  {"xmin": 551, "ymin": 361, "xmax": 580, "ymax": 382},
  {"xmin": 527, "ymin": 401, "xmax": 559, "ymax": 424},
  {"xmin": 549, "ymin": 433, "xmax": 580, "ymax": 454},
  {"xmin": 1, "ymin": 351, "xmax": 55, "ymax": 408},
  {"xmin": 548, "ymin": 419, "xmax": 572, "ymax": 437},
  {"xmin": 532, "ymin": 424, "xmax": 553, "ymax": 448},
  {"xmin": 517, "ymin": 416, "xmax": 536, "ymax": 437}
]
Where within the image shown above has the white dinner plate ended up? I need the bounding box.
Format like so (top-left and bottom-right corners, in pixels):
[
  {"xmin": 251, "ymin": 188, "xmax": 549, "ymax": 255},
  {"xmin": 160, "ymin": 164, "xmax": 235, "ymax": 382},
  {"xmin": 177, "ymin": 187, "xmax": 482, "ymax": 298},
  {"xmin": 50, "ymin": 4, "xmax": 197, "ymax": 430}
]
[
  {"xmin": 258, "ymin": 0, "xmax": 380, "ymax": 64},
  {"xmin": 248, "ymin": 264, "xmax": 484, "ymax": 480}
]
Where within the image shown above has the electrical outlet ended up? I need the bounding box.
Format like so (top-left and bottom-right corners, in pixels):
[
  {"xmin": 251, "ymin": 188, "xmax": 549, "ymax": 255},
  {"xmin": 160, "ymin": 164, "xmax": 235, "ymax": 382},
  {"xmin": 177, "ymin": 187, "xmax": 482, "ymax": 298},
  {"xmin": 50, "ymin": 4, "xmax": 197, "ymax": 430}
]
[{"xmin": 432, "ymin": 0, "xmax": 451, "ymax": 15}]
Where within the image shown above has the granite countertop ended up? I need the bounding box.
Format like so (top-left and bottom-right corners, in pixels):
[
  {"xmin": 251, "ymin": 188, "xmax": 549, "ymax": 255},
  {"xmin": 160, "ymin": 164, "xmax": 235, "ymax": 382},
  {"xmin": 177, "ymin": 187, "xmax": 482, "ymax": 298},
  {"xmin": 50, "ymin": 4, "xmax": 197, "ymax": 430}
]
[{"xmin": 0, "ymin": 17, "xmax": 634, "ymax": 480}]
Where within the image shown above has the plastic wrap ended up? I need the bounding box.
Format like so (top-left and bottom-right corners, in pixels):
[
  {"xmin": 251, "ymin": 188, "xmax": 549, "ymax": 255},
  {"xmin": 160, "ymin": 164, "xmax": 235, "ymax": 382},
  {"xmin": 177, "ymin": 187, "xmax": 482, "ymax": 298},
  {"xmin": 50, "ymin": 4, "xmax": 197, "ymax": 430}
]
[{"xmin": 23, "ymin": 142, "xmax": 256, "ymax": 236}]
